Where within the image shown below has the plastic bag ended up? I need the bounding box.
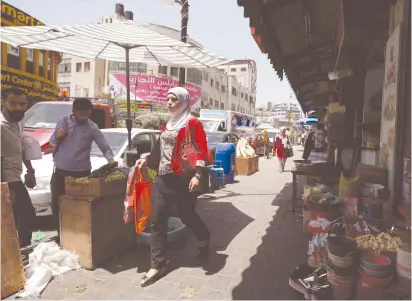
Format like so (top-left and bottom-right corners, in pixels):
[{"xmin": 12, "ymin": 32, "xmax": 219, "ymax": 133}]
[{"xmin": 22, "ymin": 135, "xmax": 42, "ymax": 160}]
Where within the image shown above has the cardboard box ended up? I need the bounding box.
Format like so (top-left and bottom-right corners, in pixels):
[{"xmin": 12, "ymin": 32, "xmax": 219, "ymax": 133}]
[
  {"xmin": 59, "ymin": 194, "xmax": 134, "ymax": 269},
  {"xmin": 1, "ymin": 183, "xmax": 25, "ymax": 299},
  {"xmin": 236, "ymin": 157, "xmax": 253, "ymax": 175},
  {"xmin": 65, "ymin": 177, "xmax": 127, "ymax": 197},
  {"xmin": 250, "ymin": 155, "xmax": 259, "ymax": 173}
]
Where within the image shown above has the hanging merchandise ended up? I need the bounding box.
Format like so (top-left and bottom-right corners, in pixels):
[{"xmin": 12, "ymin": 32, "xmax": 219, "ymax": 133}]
[{"xmin": 339, "ymin": 173, "xmax": 361, "ymax": 199}]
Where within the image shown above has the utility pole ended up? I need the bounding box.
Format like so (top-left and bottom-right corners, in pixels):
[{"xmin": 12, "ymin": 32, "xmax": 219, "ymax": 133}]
[{"xmin": 178, "ymin": 0, "xmax": 189, "ymax": 86}]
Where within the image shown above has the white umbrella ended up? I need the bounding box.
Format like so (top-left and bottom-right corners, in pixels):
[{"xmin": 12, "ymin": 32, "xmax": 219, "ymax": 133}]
[{"xmin": 0, "ymin": 21, "xmax": 230, "ymax": 148}]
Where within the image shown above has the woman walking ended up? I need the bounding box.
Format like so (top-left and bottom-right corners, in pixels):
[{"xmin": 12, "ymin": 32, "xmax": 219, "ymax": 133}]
[
  {"xmin": 273, "ymin": 127, "xmax": 291, "ymax": 172},
  {"xmin": 136, "ymin": 87, "xmax": 210, "ymax": 287}
]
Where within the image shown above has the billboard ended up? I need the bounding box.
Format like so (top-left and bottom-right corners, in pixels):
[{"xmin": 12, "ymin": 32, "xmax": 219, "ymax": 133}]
[{"xmin": 108, "ymin": 73, "xmax": 201, "ymax": 108}]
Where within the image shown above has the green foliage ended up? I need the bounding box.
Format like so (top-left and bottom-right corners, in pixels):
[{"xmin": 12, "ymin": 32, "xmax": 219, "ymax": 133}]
[{"xmin": 135, "ymin": 113, "xmax": 170, "ymax": 130}]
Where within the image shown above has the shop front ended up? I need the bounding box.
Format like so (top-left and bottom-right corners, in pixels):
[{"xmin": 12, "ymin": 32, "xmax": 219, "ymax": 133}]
[
  {"xmin": 238, "ymin": 0, "xmax": 411, "ymax": 299},
  {"xmin": 0, "ymin": 1, "xmax": 61, "ymax": 105}
]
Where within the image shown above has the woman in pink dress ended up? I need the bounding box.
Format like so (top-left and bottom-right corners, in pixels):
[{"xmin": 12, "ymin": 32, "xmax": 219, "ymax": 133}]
[{"xmin": 273, "ymin": 128, "xmax": 290, "ymax": 172}]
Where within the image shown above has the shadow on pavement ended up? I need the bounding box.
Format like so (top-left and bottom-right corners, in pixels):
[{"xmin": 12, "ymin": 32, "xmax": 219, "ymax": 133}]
[
  {"xmin": 231, "ymin": 182, "xmax": 310, "ymax": 300},
  {"xmin": 99, "ymin": 197, "xmax": 254, "ymax": 278}
]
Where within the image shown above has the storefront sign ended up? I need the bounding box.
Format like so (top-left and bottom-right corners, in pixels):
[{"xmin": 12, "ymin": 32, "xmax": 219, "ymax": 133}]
[
  {"xmin": 108, "ymin": 73, "xmax": 201, "ymax": 107},
  {"xmin": 1, "ymin": 1, "xmax": 45, "ymax": 26},
  {"xmin": 379, "ymin": 25, "xmax": 402, "ymax": 191},
  {"xmin": 0, "ymin": 68, "xmax": 59, "ymax": 101},
  {"xmin": 118, "ymin": 102, "xmax": 153, "ymax": 113}
]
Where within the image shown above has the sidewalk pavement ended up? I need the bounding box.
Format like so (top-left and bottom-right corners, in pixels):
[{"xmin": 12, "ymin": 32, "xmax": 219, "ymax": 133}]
[{"xmin": 35, "ymin": 148, "xmax": 309, "ymax": 300}]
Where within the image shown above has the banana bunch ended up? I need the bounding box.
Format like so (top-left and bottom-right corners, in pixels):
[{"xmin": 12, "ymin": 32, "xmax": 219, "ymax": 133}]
[{"xmin": 236, "ymin": 138, "xmax": 256, "ymax": 158}]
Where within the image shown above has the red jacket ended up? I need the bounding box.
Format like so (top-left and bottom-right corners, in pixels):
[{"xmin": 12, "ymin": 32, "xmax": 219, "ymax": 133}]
[{"xmin": 147, "ymin": 117, "xmax": 211, "ymax": 175}]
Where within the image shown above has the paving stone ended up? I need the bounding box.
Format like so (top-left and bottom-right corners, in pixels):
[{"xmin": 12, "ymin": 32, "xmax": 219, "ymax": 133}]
[
  {"xmin": 143, "ymin": 280, "xmax": 178, "ymax": 299},
  {"xmin": 193, "ymin": 287, "xmax": 225, "ymax": 300},
  {"xmin": 177, "ymin": 276, "xmax": 207, "ymax": 291},
  {"xmin": 204, "ymin": 274, "xmax": 235, "ymax": 291}
]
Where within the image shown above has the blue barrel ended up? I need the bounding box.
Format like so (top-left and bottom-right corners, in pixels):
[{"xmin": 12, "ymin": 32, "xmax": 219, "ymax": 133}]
[
  {"xmin": 210, "ymin": 164, "xmax": 224, "ymax": 188},
  {"xmin": 215, "ymin": 143, "xmax": 236, "ymax": 175},
  {"xmin": 224, "ymin": 152, "xmax": 236, "ymax": 184}
]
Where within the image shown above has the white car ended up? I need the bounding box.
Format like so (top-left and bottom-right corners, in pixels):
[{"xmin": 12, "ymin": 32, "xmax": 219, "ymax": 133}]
[{"xmin": 23, "ymin": 128, "xmax": 160, "ymax": 216}]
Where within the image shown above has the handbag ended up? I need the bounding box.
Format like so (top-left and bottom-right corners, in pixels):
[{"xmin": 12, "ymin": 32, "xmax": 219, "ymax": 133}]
[
  {"xmin": 180, "ymin": 118, "xmax": 198, "ymax": 169},
  {"xmin": 284, "ymin": 138, "xmax": 294, "ymax": 158}
]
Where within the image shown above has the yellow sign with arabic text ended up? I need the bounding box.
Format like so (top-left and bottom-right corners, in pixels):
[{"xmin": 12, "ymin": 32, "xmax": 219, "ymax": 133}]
[{"xmin": 1, "ymin": 67, "xmax": 59, "ymax": 101}]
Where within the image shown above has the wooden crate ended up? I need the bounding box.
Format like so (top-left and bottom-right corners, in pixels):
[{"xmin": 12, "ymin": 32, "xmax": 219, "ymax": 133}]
[
  {"xmin": 236, "ymin": 156, "xmax": 259, "ymax": 176},
  {"xmin": 1, "ymin": 183, "xmax": 25, "ymax": 299},
  {"xmin": 59, "ymin": 194, "xmax": 134, "ymax": 269},
  {"xmin": 65, "ymin": 177, "xmax": 127, "ymax": 197}
]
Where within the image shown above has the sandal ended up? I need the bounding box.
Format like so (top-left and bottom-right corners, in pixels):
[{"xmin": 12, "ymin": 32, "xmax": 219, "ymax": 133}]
[{"xmin": 140, "ymin": 262, "xmax": 169, "ymax": 287}]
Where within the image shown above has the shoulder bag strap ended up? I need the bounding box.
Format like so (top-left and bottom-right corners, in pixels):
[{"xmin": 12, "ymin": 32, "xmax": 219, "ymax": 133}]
[{"xmin": 185, "ymin": 117, "xmax": 192, "ymax": 144}]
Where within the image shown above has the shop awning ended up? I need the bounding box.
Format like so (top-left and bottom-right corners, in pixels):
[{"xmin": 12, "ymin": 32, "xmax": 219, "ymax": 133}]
[
  {"xmin": 237, "ymin": 0, "xmax": 339, "ymax": 113},
  {"xmin": 0, "ymin": 21, "xmax": 230, "ymax": 67}
]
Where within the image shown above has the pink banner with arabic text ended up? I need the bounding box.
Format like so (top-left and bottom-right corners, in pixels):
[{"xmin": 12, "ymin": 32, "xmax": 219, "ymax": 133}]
[{"xmin": 109, "ymin": 73, "xmax": 201, "ymax": 106}]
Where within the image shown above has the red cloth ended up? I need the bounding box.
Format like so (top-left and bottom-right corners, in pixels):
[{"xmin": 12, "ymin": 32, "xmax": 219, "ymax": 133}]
[
  {"xmin": 273, "ymin": 136, "xmax": 287, "ymax": 158},
  {"xmin": 159, "ymin": 117, "xmax": 210, "ymax": 174}
]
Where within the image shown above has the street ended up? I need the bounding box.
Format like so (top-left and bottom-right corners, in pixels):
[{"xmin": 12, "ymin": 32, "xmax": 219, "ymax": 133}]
[{"xmin": 35, "ymin": 149, "xmax": 308, "ymax": 300}]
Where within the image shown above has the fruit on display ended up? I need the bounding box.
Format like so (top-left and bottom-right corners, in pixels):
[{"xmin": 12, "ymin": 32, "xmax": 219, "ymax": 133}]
[
  {"xmin": 105, "ymin": 169, "xmax": 127, "ymax": 182},
  {"xmin": 355, "ymin": 232, "xmax": 402, "ymax": 252},
  {"xmin": 236, "ymin": 138, "xmax": 256, "ymax": 158}
]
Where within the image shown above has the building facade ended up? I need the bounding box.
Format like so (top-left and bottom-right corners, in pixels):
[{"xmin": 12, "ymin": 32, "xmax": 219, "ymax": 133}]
[
  {"xmin": 1, "ymin": 1, "xmax": 61, "ymax": 104},
  {"xmin": 272, "ymin": 102, "xmax": 302, "ymax": 122},
  {"xmin": 58, "ymin": 55, "xmax": 106, "ymax": 98}
]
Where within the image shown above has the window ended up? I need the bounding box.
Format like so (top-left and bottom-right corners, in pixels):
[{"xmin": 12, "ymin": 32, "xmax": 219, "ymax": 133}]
[
  {"xmin": 241, "ymin": 92, "xmax": 244, "ymax": 98},
  {"xmin": 38, "ymin": 51, "xmax": 44, "ymax": 75},
  {"xmin": 170, "ymin": 67, "xmax": 179, "ymax": 77},
  {"xmin": 231, "ymin": 87, "xmax": 237, "ymax": 96},
  {"xmin": 202, "ymin": 71, "xmax": 209, "ymax": 82},
  {"xmin": 158, "ymin": 66, "xmax": 167, "ymax": 75},
  {"xmin": 231, "ymin": 103, "xmax": 236, "ymax": 111},
  {"xmin": 76, "ymin": 63, "xmax": 82, "ymax": 72},
  {"xmin": 230, "ymin": 68, "xmax": 236, "ymax": 72},
  {"xmin": 249, "ymin": 96, "xmax": 253, "ymax": 102},
  {"xmin": 220, "ymin": 102, "xmax": 224, "ymax": 110},
  {"xmin": 221, "ymin": 85, "xmax": 226, "ymax": 93},
  {"xmin": 59, "ymin": 59, "xmax": 72, "ymax": 74},
  {"xmin": 214, "ymin": 99, "xmax": 219, "ymax": 108},
  {"xmin": 215, "ymin": 81, "xmax": 220, "ymax": 90},
  {"xmin": 245, "ymin": 93, "xmax": 249, "ymax": 100},
  {"xmin": 110, "ymin": 18, "xmax": 113, "ymax": 23},
  {"xmin": 84, "ymin": 62, "xmax": 91, "ymax": 72},
  {"xmin": 210, "ymin": 79, "xmax": 214, "ymax": 87},
  {"xmin": 26, "ymin": 49, "xmax": 34, "ymax": 73},
  {"xmin": 241, "ymin": 67, "xmax": 247, "ymax": 72},
  {"xmin": 187, "ymin": 68, "xmax": 202, "ymax": 85},
  {"xmin": 208, "ymin": 97, "xmax": 213, "ymax": 107}
]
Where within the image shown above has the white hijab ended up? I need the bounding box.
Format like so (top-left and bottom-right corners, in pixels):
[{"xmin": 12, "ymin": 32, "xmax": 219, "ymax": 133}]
[{"xmin": 166, "ymin": 87, "xmax": 192, "ymax": 131}]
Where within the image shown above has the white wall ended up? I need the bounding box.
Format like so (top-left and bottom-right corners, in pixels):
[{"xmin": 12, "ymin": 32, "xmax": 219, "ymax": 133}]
[{"xmin": 57, "ymin": 54, "xmax": 105, "ymax": 97}]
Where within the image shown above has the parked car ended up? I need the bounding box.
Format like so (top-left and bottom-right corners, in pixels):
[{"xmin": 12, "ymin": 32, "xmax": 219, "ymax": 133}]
[
  {"xmin": 245, "ymin": 132, "xmax": 266, "ymax": 156},
  {"xmin": 206, "ymin": 132, "xmax": 240, "ymax": 159},
  {"xmin": 23, "ymin": 128, "xmax": 160, "ymax": 216}
]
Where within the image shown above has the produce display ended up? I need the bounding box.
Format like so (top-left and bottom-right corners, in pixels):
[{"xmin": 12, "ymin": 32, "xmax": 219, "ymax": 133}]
[
  {"xmin": 355, "ymin": 232, "xmax": 402, "ymax": 252},
  {"xmin": 66, "ymin": 163, "xmax": 127, "ymax": 184},
  {"xmin": 148, "ymin": 168, "xmax": 157, "ymax": 181},
  {"xmin": 236, "ymin": 138, "xmax": 256, "ymax": 158}
]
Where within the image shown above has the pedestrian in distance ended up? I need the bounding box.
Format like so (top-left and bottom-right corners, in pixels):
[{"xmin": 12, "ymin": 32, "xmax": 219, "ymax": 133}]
[
  {"xmin": 273, "ymin": 127, "xmax": 291, "ymax": 172},
  {"xmin": 1, "ymin": 88, "xmax": 36, "ymax": 247},
  {"xmin": 49, "ymin": 98, "xmax": 115, "ymax": 238},
  {"xmin": 135, "ymin": 87, "xmax": 211, "ymax": 287}
]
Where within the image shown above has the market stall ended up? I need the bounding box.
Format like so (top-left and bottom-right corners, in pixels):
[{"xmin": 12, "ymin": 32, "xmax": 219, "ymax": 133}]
[{"xmin": 289, "ymin": 162, "xmax": 411, "ymax": 300}]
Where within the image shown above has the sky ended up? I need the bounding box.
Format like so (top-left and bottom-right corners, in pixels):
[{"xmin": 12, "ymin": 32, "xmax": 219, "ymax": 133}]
[{"xmin": 8, "ymin": 0, "xmax": 295, "ymax": 107}]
